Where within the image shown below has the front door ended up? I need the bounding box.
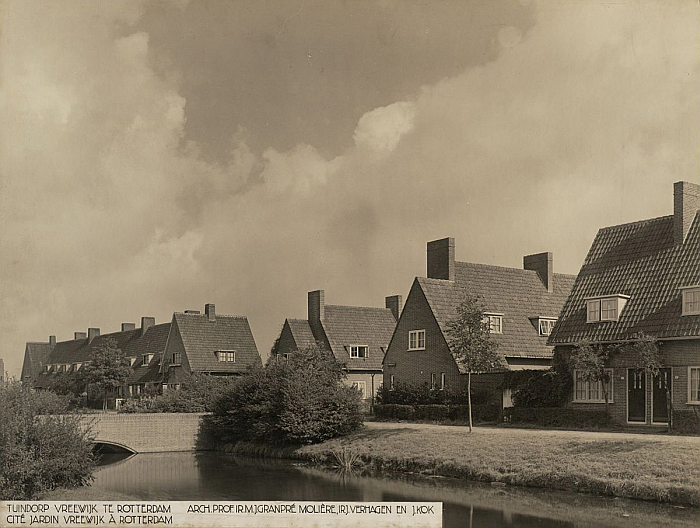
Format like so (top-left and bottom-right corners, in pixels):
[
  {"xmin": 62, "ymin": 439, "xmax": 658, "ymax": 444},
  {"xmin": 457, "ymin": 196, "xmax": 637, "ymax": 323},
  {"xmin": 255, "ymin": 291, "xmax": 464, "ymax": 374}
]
[
  {"xmin": 628, "ymin": 368, "xmax": 646, "ymax": 423},
  {"xmin": 652, "ymin": 368, "xmax": 672, "ymax": 424}
]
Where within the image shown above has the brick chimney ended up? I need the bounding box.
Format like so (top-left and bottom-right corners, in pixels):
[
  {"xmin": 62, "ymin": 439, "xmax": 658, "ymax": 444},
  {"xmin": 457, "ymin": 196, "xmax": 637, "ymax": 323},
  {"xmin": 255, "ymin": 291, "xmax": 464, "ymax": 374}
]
[
  {"xmin": 674, "ymin": 181, "xmax": 700, "ymax": 245},
  {"xmin": 121, "ymin": 323, "xmax": 136, "ymax": 332},
  {"xmin": 385, "ymin": 295, "xmax": 403, "ymax": 321},
  {"xmin": 524, "ymin": 252, "xmax": 553, "ymax": 293},
  {"xmin": 141, "ymin": 317, "xmax": 155, "ymax": 336},
  {"xmin": 205, "ymin": 303, "xmax": 216, "ymax": 322},
  {"xmin": 427, "ymin": 238, "xmax": 455, "ymax": 281},
  {"xmin": 87, "ymin": 328, "xmax": 100, "ymax": 342},
  {"xmin": 308, "ymin": 290, "xmax": 325, "ymax": 322},
  {"xmin": 74, "ymin": 332, "xmax": 87, "ymax": 340},
  {"xmin": 49, "ymin": 335, "xmax": 56, "ymax": 347}
]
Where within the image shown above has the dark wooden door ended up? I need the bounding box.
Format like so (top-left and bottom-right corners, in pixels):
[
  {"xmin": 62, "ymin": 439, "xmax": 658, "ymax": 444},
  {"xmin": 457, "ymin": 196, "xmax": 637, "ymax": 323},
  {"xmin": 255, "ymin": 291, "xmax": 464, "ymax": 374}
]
[
  {"xmin": 627, "ymin": 368, "xmax": 646, "ymax": 423},
  {"xmin": 652, "ymin": 368, "xmax": 672, "ymax": 423}
]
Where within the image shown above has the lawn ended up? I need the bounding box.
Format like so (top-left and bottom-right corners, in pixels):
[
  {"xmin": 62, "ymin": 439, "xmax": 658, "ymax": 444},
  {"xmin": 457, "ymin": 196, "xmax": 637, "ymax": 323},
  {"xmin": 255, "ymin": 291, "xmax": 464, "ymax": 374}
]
[{"xmin": 245, "ymin": 423, "xmax": 700, "ymax": 506}]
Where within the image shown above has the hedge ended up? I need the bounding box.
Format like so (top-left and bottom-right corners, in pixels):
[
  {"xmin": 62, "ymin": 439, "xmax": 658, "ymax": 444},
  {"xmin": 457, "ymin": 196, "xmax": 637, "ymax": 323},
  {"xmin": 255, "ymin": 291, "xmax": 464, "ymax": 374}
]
[
  {"xmin": 373, "ymin": 403, "xmax": 500, "ymax": 423},
  {"xmin": 504, "ymin": 407, "xmax": 614, "ymax": 428},
  {"xmin": 672, "ymin": 410, "xmax": 700, "ymax": 435}
]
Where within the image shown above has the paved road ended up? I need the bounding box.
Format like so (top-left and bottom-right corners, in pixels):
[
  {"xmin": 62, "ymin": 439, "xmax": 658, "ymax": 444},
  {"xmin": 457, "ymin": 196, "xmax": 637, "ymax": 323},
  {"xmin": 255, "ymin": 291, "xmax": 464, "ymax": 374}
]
[{"xmin": 364, "ymin": 420, "xmax": 700, "ymax": 444}]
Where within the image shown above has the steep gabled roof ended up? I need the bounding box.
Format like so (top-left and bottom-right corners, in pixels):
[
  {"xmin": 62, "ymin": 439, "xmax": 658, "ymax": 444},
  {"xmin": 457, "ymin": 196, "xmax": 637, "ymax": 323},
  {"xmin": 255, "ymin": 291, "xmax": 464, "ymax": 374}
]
[
  {"xmin": 418, "ymin": 261, "xmax": 576, "ymax": 361},
  {"xmin": 125, "ymin": 323, "xmax": 170, "ymax": 384},
  {"xmin": 286, "ymin": 319, "xmax": 317, "ymax": 350},
  {"xmin": 320, "ymin": 305, "xmax": 396, "ymax": 370},
  {"xmin": 173, "ymin": 312, "xmax": 261, "ymax": 373},
  {"xmin": 549, "ymin": 212, "xmax": 700, "ymax": 344},
  {"xmin": 21, "ymin": 342, "xmax": 52, "ymax": 380}
]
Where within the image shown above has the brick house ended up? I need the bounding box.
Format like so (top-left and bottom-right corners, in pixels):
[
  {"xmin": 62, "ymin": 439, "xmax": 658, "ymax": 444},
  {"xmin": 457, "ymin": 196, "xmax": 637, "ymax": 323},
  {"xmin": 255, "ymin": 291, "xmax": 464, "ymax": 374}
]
[
  {"xmin": 159, "ymin": 304, "xmax": 262, "ymax": 391},
  {"xmin": 383, "ymin": 238, "xmax": 575, "ymax": 406},
  {"xmin": 273, "ymin": 290, "xmax": 401, "ymax": 401},
  {"xmin": 20, "ymin": 339, "xmax": 53, "ymax": 387},
  {"xmin": 548, "ymin": 181, "xmax": 700, "ymax": 427}
]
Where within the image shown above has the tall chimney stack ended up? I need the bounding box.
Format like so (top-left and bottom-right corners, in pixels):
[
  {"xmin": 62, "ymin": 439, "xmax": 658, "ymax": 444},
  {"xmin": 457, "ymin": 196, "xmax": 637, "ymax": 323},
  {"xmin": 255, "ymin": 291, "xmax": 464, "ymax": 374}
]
[
  {"xmin": 524, "ymin": 252, "xmax": 553, "ymax": 293},
  {"xmin": 87, "ymin": 328, "xmax": 100, "ymax": 342},
  {"xmin": 121, "ymin": 322, "xmax": 136, "ymax": 332},
  {"xmin": 427, "ymin": 238, "xmax": 455, "ymax": 281},
  {"xmin": 308, "ymin": 290, "xmax": 325, "ymax": 322},
  {"xmin": 49, "ymin": 335, "xmax": 56, "ymax": 347},
  {"xmin": 74, "ymin": 332, "xmax": 87, "ymax": 340},
  {"xmin": 141, "ymin": 317, "xmax": 156, "ymax": 336},
  {"xmin": 205, "ymin": 303, "xmax": 216, "ymax": 322},
  {"xmin": 385, "ymin": 295, "xmax": 403, "ymax": 321},
  {"xmin": 674, "ymin": 181, "xmax": 700, "ymax": 245}
]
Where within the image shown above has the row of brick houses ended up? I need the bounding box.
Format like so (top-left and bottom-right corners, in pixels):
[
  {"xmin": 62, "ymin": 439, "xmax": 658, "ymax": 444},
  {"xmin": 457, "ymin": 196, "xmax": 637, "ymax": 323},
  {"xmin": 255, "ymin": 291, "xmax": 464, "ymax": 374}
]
[{"xmin": 20, "ymin": 180, "xmax": 698, "ymax": 427}]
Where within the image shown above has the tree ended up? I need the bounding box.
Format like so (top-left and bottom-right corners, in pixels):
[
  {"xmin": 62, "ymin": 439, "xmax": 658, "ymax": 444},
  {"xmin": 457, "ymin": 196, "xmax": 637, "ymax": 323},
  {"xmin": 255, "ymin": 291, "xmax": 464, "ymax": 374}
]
[
  {"xmin": 571, "ymin": 340, "xmax": 612, "ymax": 414},
  {"xmin": 444, "ymin": 295, "xmax": 503, "ymax": 432},
  {"xmin": 82, "ymin": 338, "xmax": 131, "ymax": 410}
]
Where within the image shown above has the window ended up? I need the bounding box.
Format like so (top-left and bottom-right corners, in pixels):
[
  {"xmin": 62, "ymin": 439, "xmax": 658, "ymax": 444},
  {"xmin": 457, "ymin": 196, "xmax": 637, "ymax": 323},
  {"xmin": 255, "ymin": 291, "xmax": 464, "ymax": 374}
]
[
  {"xmin": 431, "ymin": 373, "xmax": 437, "ymax": 390},
  {"xmin": 573, "ymin": 369, "xmax": 614, "ymax": 403},
  {"xmin": 349, "ymin": 345, "xmax": 368, "ymax": 358},
  {"xmin": 390, "ymin": 374, "xmax": 395, "ymax": 391},
  {"xmin": 282, "ymin": 352, "xmax": 291, "ymax": 361},
  {"xmin": 217, "ymin": 350, "xmax": 236, "ymax": 362},
  {"xmin": 586, "ymin": 295, "xmax": 629, "ymax": 323},
  {"xmin": 689, "ymin": 367, "xmax": 700, "ymax": 404},
  {"xmin": 129, "ymin": 357, "xmax": 136, "ymax": 366},
  {"xmin": 170, "ymin": 384, "xmax": 181, "ymax": 391},
  {"xmin": 441, "ymin": 372, "xmax": 446, "ymax": 390},
  {"xmin": 351, "ymin": 381, "xmax": 367, "ymax": 399},
  {"xmin": 538, "ymin": 318, "xmax": 556, "ymax": 336},
  {"xmin": 171, "ymin": 352, "xmax": 181, "ymax": 366},
  {"xmin": 142, "ymin": 353, "xmax": 154, "ymax": 365},
  {"xmin": 408, "ymin": 330, "xmax": 426, "ymax": 350},
  {"xmin": 682, "ymin": 287, "xmax": 700, "ymax": 316},
  {"xmin": 483, "ymin": 314, "xmax": 503, "ymax": 334}
]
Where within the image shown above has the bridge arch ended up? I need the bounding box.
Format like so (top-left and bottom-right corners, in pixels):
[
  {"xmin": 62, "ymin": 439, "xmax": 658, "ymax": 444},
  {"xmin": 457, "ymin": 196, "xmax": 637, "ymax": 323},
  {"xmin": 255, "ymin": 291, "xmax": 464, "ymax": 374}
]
[{"xmin": 93, "ymin": 440, "xmax": 137, "ymax": 454}]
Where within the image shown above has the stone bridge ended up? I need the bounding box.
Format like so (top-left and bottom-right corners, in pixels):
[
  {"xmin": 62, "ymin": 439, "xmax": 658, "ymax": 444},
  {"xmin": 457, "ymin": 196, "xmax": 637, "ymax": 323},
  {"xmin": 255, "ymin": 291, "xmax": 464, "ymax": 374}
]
[{"xmin": 83, "ymin": 413, "xmax": 208, "ymax": 453}]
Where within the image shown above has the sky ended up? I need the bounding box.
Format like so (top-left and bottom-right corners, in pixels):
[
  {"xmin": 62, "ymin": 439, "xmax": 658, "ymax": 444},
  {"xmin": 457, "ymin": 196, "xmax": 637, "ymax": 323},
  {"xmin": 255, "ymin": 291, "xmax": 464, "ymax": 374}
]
[{"xmin": 1, "ymin": 0, "xmax": 699, "ymax": 378}]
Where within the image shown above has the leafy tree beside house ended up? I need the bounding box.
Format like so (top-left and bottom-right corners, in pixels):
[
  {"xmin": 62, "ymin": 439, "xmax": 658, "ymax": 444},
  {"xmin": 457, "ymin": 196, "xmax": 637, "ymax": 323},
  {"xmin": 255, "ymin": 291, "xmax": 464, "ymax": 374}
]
[
  {"xmin": 82, "ymin": 338, "xmax": 131, "ymax": 410},
  {"xmin": 444, "ymin": 295, "xmax": 503, "ymax": 432},
  {"xmin": 571, "ymin": 340, "xmax": 612, "ymax": 414}
]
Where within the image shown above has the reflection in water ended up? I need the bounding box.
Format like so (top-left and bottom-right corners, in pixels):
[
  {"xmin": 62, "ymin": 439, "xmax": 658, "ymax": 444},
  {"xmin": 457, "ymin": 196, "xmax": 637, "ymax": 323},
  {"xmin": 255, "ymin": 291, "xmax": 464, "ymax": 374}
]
[{"xmin": 94, "ymin": 452, "xmax": 698, "ymax": 528}]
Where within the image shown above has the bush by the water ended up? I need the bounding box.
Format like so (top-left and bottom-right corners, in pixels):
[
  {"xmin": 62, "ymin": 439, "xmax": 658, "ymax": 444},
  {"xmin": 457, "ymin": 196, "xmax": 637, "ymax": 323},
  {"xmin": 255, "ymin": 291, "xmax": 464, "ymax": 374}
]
[
  {"xmin": 207, "ymin": 345, "xmax": 363, "ymax": 445},
  {"xmin": 0, "ymin": 382, "xmax": 95, "ymax": 499},
  {"xmin": 504, "ymin": 407, "xmax": 614, "ymax": 428},
  {"xmin": 672, "ymin": 410, "xmax": 700, "ymax": 435},
  {"xmin": 373, "ymin": 403, "xmax": 500, "ymax": 423}
]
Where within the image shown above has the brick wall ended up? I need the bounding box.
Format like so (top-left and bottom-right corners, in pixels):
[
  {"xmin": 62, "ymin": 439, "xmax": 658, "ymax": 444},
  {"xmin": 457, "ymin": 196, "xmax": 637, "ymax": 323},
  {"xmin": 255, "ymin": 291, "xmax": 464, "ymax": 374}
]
[
  {"xmin": 276, "ymin": 321, "xmax": 297, "ymax": 357},
  {"xmin": 557, "ymin": 339, "xmax": 700, "ymax": 426},
  {"xmin": 383, "ymin": 280, "xmax": 462, "ymax": 391},
  {"xmin": 162, "ymin": 320, "xmax": 191, "ymax": 384},
  {"xmin": 86, "ymin": 413, "xmax": 207, "ymax": 453}
]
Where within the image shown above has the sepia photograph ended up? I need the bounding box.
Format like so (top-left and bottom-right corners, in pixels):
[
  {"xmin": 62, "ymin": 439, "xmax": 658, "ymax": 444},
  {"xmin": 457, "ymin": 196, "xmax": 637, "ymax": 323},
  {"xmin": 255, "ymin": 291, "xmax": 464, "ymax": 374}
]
[{"xmin": 1, "ymin": 1, "xmax": 699, "ymax": 527}]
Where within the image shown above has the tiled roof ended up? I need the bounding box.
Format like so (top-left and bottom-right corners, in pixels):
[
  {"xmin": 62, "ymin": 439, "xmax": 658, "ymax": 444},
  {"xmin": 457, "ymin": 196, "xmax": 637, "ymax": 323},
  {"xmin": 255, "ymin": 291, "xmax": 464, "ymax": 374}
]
[
  {"xmin": 320, "ymin": 305, "xmax": 397, "ymax": 371},
  {"xmin": 125, "ymin": 323, "xmax": 170, "ymax": 384},
  {"xmin": 21, "ymin": 342, "xmax": 52, "ymax": 380},
  {"xmin": 173, "ymin": 312, "xmax": 262, "ymax": 373},
  {"xmin": 549, "ymin": 212, "xmax": 700, "ymax": 344},
  {"xmin": 418, "ymin": 261, "xmax": 576, "ymax": 367},
  {"xmin": 286, "ymin": 319, "xmax": 317, "ymax": 350}
]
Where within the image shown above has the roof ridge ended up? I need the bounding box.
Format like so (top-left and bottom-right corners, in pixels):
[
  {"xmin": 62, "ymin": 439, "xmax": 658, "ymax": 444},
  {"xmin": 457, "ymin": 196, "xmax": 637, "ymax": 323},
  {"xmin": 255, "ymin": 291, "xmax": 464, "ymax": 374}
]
[
  {"xmin": 175, "ymin": 312, "xmax": 247, "ymax": 319},
  {"xmin": 325, "ymin": 304, "xmax": 392, "ymax": 311}
]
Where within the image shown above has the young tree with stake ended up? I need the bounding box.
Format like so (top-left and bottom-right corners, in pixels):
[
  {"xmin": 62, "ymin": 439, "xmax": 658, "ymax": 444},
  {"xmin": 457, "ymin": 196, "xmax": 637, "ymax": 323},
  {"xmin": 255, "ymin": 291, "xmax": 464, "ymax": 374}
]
[
  {"xmin": 445, "ymin": 295, "xmax": 503, "ymax": 432},
  {"xmin": 82, "ymin": 338, "xmax": 131, "ymax": 410}
]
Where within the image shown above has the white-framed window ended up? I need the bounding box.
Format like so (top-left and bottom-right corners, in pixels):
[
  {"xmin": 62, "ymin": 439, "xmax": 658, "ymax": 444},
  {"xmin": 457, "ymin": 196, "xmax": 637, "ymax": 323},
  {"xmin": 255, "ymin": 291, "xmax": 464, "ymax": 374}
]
[
  {"xmin": 349, "ymin": 345, "xmax": 369, "ymax": 358},
  {"xmin": 573, "ymin": 369, "xmax": 614, "ymax": 403},
  {"xmin": 390, "ymin": 374, "xmax": 395, "ymax": 391},
  {"xmin": 682, "ymin": 287, "xmax": 700, "ymax": 316},
  {"xmin": 431, "ymin": 373, "xmax": 437, "ymax": 389},
  {"xmin": 586, "ymin": 295, "xmax": 629, "ymax": 323},
  {"xmin": 170, "ymin": 384, "xmax": 181, "ymax": 391},
  {"xmin": 217, "ymin": 350, "xmax": 236, "ymax": 362},
  {"xmin": 538, "ymin": 318, "xmax": 557, "ymax": 336},
  {"xmin": 440, "ymin": 372, "xmax": 446, "ymax": 390},
  {"xmin": 282, "ymin": 352, "xmax": 291, "ymax": 361},
  {"xmin": 408, "ymin": 330, "xmax": 426, "ymax": 350},
  {"xmin": 171, "ymin": 352, "xmax": 182, "ymax": 366},
  {"xmin": 484, "ymin": 314, "xmax": 503, "ymax": 334},
  {"xmin": 351, "ymin": 381, "xmax": 367, "ymax": 399},
  {"xmin": 128, "ymin": 357, "xmax": 136, "ymax": 366},
  {"xmin": 689, "ymin": 367, "xmax": 700, "ymax": 404},
  {"xmin": 143, "ymin": 353, "xmax": 154, "ymax": 365}
]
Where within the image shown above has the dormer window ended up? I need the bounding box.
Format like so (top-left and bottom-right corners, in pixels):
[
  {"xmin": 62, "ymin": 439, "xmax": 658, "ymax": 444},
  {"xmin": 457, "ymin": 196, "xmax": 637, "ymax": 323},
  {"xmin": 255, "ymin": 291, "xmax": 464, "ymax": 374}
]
[
  {"xmin": 681, "ymin": 286, "xmax": 700, "ymax": 316},
  {"xmin": 349, "ymin": 345, "xmax": 368, "ymax": 359},
  {"xmin": 129, "ymin": 357, "xmax": 136, "ymax": 366},
  {"xmin": 142, "ymin": 353, "xmax": 154, "ymax": 365},
  {"xmin": 483, "ymin": 314, "xmax": 503, "ymax": 334},
  {"xmin": 586, "ymin": 295, "xmax": 629, "ymax": 323},
  {"xmin": 217, "ymin": 350, "xmax": 236, "ymax": 362},
  {"xmin": 538, "ymin": 318, "xmax": 557, "ymax": 336}
]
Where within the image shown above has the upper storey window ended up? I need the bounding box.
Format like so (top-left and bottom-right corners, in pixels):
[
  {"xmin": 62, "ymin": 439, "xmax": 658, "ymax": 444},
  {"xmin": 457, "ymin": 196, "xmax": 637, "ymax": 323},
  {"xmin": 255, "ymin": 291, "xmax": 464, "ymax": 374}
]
[
  {"xmin": 483, "ymin": 314, "xmax": 503, "ymax": 334},
  {"xmin": 538, "ymin": 318, "xmax": 557, "ymax": 336},
  {"xmin": 408, "ymin": 330, "xmax": 425, "ymax": 350},
  {"xmin": 682, "ymin": 286, "xmax": 700, "ymax": 316},
  {"xmin": 586, "ymin": 295, "xmax": 629, "ymax": 323}
]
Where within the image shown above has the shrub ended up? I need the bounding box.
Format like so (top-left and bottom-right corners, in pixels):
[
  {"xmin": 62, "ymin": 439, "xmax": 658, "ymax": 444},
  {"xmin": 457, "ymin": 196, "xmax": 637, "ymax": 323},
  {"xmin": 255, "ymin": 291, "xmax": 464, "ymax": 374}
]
[
  {"xmin": 373, "ymin": 403, "xmax": 500, "ymax": 423},
  {"xmin": 0, "ymin": 382, "xmax": 95, "ymax": 499},
  {"xmin": 672, "ymin": 410, "xmax": 700, "ymax": 435},
  {"xmin": 507, "ymin": 370, "xmax": 566, "ymax": 408},
  {"xmin": 504, "ymin": 407, "xmax": 614, "ymax": 428},
  {"xmin": 376, "ymin": 382, "xmax": 492, "ymax": 406},
  {"xmin": 208, "ymin": 345, "xmax": 363, "ymax": 445}
]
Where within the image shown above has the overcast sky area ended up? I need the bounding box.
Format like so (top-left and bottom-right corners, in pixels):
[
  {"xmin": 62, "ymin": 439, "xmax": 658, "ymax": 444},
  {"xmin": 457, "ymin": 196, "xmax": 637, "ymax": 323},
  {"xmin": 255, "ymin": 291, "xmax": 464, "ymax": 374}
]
[{"xmin": 1, "ymin": 0, "xmax": 699, "ymax": 377}]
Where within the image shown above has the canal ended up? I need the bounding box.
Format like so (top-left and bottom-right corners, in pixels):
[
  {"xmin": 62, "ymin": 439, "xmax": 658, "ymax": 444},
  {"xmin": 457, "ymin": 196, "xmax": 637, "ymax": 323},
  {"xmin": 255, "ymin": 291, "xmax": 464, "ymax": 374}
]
[{"xmin": 94, "ymin": 452, "xmax": 698, "ymax": 528}]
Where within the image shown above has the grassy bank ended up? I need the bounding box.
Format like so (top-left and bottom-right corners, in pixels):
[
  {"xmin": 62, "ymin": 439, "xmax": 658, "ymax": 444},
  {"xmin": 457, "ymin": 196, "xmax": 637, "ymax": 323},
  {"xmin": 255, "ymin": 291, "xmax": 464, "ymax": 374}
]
[{"xmin": 222, "ymin": 423, "xmax": 700, "ymax": 506}]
